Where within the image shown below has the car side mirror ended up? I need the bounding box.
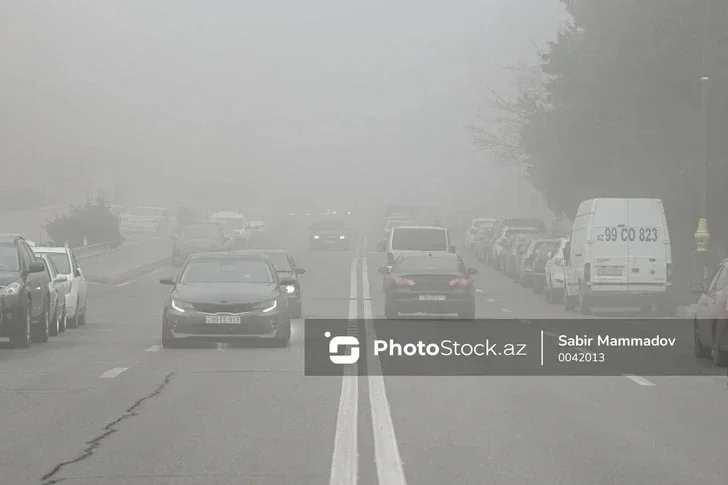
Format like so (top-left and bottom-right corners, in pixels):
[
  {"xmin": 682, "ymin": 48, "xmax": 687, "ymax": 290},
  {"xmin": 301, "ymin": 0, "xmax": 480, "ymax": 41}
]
[
  {"xmin": 74, "ymin": 267, "xmax": 82, "ymax": 278},
  {"xmin": 467, "ymin": 268, "xmax": 478, "ymax": 276},
  {"xmin": 689, "ymin": 282, "xmax": 706, "ymax": 293},
  {"xmin": 377, "ymin": 242, "xmax": 386, "ymax": 252},
  {"xmin": 54, "ymin": 275, "xmax": 68, "ymax": 283},
  {"xmin": 295, "ymin": 268, "xmax": 306, "ymax": 274},
  {"xmin": 28, "ymin": 261, "xmax": 45, "ymax": 273},
  {"xmin": 378, "ymin": 266, "xmax": 390, "ymax": 275},
  {"xmin": 159, "ymin": 278, "xmax": 175, "ymax": 285},
  {"xmin": 280, "ymin": 277, "xmax": 296, "ymax": 286}
]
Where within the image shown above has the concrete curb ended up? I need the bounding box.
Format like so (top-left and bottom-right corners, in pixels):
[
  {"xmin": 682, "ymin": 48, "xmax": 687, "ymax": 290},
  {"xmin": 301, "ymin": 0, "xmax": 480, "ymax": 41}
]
[{"xmin": 85, "ymin": 256, "xmax": 171, "ymax": 285}]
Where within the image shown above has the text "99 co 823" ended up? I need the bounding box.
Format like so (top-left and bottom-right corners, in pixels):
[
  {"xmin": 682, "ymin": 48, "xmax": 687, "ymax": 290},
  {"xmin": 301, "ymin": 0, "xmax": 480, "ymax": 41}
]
[{"xmin": 597, "ymin": 227, "xmax": 658, "ymax": 243}]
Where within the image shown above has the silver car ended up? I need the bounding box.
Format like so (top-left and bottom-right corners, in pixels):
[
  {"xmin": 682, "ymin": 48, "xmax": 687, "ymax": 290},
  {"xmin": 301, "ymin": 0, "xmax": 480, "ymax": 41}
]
[{"xmin": 40, "ymin": 254, "xmax": 70, "ymax": 336}]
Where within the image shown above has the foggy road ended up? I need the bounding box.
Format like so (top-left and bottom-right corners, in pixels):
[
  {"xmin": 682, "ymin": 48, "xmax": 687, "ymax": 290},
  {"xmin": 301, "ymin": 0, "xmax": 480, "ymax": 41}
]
[{"xmin": 0, "ymin": 228, "xmax": 726, "ymax": 485}]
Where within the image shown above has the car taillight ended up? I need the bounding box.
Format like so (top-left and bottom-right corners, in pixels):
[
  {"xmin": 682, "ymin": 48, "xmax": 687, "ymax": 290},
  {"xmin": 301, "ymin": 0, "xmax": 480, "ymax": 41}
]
[
  {"xmin": 449, "ymin": 278, "xmax": 472, "ymax": 287},
  {"xmin": 554, "ymin": 258, "xmax": 566, "ymax": 266},
  {"xmin": 394, "ymin": 277, "xmax": 415, "ymax": 286}
]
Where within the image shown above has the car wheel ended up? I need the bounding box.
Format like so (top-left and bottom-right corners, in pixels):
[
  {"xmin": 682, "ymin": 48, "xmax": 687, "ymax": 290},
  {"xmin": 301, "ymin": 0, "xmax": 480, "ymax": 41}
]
[
  {"xmin": 49, "ymin": 305, "xmax": 59, "ymax": 337},
  {"xmin": 59, "ymin": 308, "xmax": 67, "ymax": 333},
  {"xmin": 384, "ymin": 298, "xmax": 398, "ymax": 319},
  {"xmin": 694, "ymin": 321, "xmax": 710, "ymax": 358},
  {"xmin": 272, "ymin": 319, "xmax": 291, "ymax": 347},
  {"xmin": 31, "ymin": 303, "xmax": 50, "ymax": 343},
  {"xmin": 10, "ymin": 307, "xmax": 31, "ymax": 348},
  {"xmin": 79, "ymin": 306, "xmax": 86, "ymax": 326},
  {"xmin": 67, "ymin": 298, "xmax": 79, "ymax": 328}
]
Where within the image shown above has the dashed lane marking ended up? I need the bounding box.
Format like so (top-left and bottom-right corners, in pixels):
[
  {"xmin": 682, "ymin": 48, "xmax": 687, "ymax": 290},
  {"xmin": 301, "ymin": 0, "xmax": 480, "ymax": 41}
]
[
  {"xmin": 500, "ymin": 308, "xmax": 512, "ymax": 313},
  {"xmin": 145, "ymin": 345, "xmax": 162, "ymax": 352},
  {"xmin": 622, "ymin": 374, "xmax": 656, "ymax": 386},
  {"xmin": 99, "ymin": 367, "xmax": 129, "ymax": 379},
  {"xmin": 486, "ymin": 298, "xmax": 496, "ymax": 303},
  {"xmin": 476, "ymin": 288, "xmax": 484, "ymax": 294}
]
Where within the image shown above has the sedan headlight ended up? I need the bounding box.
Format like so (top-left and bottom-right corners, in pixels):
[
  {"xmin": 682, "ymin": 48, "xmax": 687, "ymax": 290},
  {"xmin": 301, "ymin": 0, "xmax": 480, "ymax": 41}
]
[
  {"xmin": 0, "ymin": 282, "xmax": 21, "ymax": 296},
  {"xmin": 171, "ymin": 299, "xmax": 194, "ymax": 312},
  {"xmin": 284, "ymin": 285, "xmax": 296, "ymax": 294},
  {"xmin": 313, "ymin": 235, "xmax": 320, "ymax": 239},
  {"xmin": 339, "ymin": 235, "xmax": 346, "ymax": 240},
  {"xmin": 253, "ymin": 299, "xmax": 278, "ymax": 313}
]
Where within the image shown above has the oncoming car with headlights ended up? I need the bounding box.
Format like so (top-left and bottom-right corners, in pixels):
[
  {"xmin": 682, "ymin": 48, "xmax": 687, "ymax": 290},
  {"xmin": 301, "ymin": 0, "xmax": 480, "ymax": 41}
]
[
  {"xmin": 235, "ymin": 249, "xmax": 305, "ymax": 318},
  {"xmin": 159, "ymin": 252, "xmax": 296, "ymax": 347},
  {"xmin": 309, "ymin": 217, "xmax": 350, "ymax": 250}
]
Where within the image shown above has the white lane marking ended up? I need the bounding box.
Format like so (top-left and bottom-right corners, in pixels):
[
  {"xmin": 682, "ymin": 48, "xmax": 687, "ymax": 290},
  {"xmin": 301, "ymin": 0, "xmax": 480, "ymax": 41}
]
[
  {"xmin": 500, "ymin": 308, "xmax": 512, "ymax": 313},
  {"xmin": 99, "ymin": 367, "xmax": 129, "ymax": 379},
  {"xmin": 476, "ymin": 288, "xmax": 484, "ymax": 294},
  {"xmin": 486, "ymin": 298, "xmax": 496, "ymax": 303},
  {"xmin": 145, "ymin": 345, "xmax": 162, "ymax": 352},
  {"xmin": 362, "ymin": 256, "xmax": 371, "ymax": 302},
  {"xmin": 622, "ymin": 374, "xmax": 656, "ymax": 386},
  {"xmin": 362, "ymin": 243, "xmax": 407, "ymax": 485},
  {"xmin": 329, "ymin": 254, "xmax": 359, "ymax": 485}
]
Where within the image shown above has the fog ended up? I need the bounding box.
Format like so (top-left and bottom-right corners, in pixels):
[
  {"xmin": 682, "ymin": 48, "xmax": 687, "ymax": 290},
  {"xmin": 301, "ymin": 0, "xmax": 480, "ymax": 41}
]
[{"xmin": 1, "ymin": 0, "xmax": 566, "ymax": 214}]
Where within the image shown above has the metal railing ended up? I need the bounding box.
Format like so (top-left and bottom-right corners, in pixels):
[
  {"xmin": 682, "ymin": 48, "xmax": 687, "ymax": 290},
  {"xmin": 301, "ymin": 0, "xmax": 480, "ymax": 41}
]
[{"xmin": 72, "ymin": 242, "xmax": 113, "ymax": 260}]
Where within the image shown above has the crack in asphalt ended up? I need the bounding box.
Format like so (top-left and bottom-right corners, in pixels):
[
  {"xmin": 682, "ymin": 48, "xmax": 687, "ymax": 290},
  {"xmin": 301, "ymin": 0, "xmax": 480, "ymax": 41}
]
[{"xmin": 40, "ymin": 372, "xmax": 176, "ymax": 485}]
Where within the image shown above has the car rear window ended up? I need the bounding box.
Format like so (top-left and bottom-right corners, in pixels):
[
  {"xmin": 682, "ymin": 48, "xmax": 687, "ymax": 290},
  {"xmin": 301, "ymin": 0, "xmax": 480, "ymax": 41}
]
[{"xmin": 392, "ymin": 228, "xmax": 447, "ymax": 251}]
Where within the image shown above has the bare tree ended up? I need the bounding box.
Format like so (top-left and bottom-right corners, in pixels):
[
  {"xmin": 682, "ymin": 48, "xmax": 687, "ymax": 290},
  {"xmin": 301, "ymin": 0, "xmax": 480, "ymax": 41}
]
[{"xmin": 467, "ymin": 61, "xmax": 549, "ymax": 166}]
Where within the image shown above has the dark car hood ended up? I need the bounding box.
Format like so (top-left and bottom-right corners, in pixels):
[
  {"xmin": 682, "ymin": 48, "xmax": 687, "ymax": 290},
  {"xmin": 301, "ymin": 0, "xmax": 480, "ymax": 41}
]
[
  {"xmin": 0, "ymin": 271, "xmax": 21, "ymax": 286},
  {"xmin": 276, "ymin": 270, "xmax": 294, "ymax": 279},
  {"xmin": 173, "ymin": 283, "xmax": 277, "ymax": 303}
]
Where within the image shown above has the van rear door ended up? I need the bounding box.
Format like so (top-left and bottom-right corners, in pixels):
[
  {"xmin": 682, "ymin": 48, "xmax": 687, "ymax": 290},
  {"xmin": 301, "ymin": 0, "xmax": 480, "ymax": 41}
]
[
  {"xmin": 591, "ymin": 199, "xmax": 629, "ymax": 287},
  {"xmin": 626, "ymin": 199, "xmax": 668, "ymax": 291}
]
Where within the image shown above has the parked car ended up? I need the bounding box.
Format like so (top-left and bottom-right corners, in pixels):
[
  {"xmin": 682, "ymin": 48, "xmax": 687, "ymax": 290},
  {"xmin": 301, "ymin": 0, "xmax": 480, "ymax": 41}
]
[
  {"xmin": 543, "ymin": 237, "xmax": 570, "ymax": 303},
  {"xmin": 39, "ymin": 254, "xmax": 69, "ymax": 336},
  {"xmin": 506, "ymin": 234, "xmax": 537, "ymax": 279},
  {"xmin": 519, "ymin": 238, "xmax": 552, "ymax": 288},
  {"xmin": 32, "ymin": 245, "xmax": 88, "ymax": 328},
  {"xmin": 689, "ymin": 259, "xmax": 728, "ymax": 366},
  {"xmin": 530, "ymin": 239, "xmax": 561, "ymax": 294},
  {"xmin": 489, "ymin": 227, "xmax": 541, "ymax": 270}
]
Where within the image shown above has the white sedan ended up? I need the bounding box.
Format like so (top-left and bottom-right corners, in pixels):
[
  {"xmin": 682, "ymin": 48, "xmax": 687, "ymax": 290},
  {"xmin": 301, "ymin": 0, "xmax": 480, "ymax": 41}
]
[{"xmin": 32, "ymin": 246, "xmax": 88, "ymax": 328}]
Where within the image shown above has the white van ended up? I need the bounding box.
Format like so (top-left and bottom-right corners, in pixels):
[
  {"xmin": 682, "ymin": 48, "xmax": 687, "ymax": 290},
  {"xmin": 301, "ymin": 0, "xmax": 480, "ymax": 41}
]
[
  {"xmin": 563, "ymin": 198, "xmax": 671, "ymax": 314},
  {"xmin": 377, "ymin": 226, "xmax": 454, "ymax": 265}
]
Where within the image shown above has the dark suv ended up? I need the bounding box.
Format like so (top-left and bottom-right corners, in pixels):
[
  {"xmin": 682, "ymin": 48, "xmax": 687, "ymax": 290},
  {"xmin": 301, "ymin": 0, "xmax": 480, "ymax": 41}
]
[
  {"xmin": 172, "ymin": 222, "xmax": 233, "ymax": 266},
  {"xmin": 0, "ymin": 235, "xmax": 51, "ymax": 347}
]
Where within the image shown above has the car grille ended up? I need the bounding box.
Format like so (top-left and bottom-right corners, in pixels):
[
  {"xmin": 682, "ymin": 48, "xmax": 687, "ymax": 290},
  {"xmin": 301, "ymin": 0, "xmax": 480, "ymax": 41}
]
[
  {"xmin": 409, "ymin": 275, "xmax": 456, "ymax": 291},
  {"xmin": 191, "ymin": 303, "xmax": 255, "ymax": 314}
]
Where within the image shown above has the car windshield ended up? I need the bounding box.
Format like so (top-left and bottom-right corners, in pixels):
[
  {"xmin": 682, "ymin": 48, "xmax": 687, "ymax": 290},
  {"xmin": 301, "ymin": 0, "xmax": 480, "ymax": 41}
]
[
  {"xmin": 180, "ymin": 225, "xmax": 220, "ymax": 240},
  {"xmin": 0, "ymin": 244, "xmax": 20, "ymax": 272},
  {"xmin": 391, "ymin": 228, "xmax": 447, "ymax": 251},
  {"xmin": 129, "ymin": 208, "xmax": 162, "ymax": 217},
  {"xmin": 36, "ymin": 252, "xmax": 71, "ymax": 274},
  {"xmin": 312, "ymin": 219, "xmax": 347, "ymax": 230},
  {"xmin": 264, "ymin": 253, "xmax": 292, "ymax": 271},
  {"xmin": 180, "ymin": 258, "xmax": 274, "ymax": 284},
  {"xmin": 395, "ymin": 257, "xmax": 462, "ymax": 274}
]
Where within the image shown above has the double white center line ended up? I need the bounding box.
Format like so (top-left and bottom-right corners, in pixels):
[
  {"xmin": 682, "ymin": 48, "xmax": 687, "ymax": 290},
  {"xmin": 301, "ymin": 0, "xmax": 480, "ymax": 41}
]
[{"xmin": 329, "ymin": 237, "xmax": 407, "ymax": 485}]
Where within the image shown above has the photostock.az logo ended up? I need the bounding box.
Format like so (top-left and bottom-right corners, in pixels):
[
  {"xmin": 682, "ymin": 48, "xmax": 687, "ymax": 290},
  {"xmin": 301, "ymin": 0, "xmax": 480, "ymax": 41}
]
[{"xmin": 325, "ymin": 331, "xmax": 360, "ymax": 365}]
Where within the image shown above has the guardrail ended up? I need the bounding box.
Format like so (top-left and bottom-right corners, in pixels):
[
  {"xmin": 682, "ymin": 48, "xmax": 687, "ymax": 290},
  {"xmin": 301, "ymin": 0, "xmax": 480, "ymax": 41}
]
[{"xmin": 72, "ymin": 242, "xmax": 113, "ymax": 260}]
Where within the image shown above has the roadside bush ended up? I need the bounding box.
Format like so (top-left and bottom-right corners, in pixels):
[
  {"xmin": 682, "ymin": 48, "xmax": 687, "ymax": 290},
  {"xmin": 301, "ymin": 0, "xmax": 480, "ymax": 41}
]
[{"xmin": 44, "ymin": 195, "xmax": 124, "ymax": 248}]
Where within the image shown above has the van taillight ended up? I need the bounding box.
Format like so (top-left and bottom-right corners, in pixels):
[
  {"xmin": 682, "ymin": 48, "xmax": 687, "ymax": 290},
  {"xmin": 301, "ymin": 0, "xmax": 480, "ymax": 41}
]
[{"xmin": 584, "ymin": 263, "xmax": 591, "ymax": 283}]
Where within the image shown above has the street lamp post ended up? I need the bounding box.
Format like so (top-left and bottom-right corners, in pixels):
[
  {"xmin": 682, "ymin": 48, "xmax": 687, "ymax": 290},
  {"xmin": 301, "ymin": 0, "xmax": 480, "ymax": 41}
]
[{"xmin": 693, "ymin": 76, "xmax": 711, "ymax": 282}]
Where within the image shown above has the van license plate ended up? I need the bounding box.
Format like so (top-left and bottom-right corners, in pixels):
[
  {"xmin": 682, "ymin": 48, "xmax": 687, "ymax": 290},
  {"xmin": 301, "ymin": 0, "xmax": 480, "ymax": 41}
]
[
  {"xmin": 597, "ymin": 266, "xmax": 623, "ymax": 276},
  {"xmin": 205, "ymin": 316, "xmax": 241, "ymax": 324},
  {"xmin": 419, "ymin": 295, "xmax": 446, "ymax": 301}
]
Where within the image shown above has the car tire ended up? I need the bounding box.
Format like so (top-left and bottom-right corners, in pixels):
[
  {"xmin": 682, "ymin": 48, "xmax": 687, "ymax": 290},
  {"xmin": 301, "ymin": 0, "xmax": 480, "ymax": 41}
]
[
  {"xmin": 10, "ymin": 307, "xmax": 31, "ymax": 348},
  {"xmin": 272, "ymin": 319, "xmax": 291, "ymax": 347},
  {"xmin": 693, "ymin": 321, "xmax": 710, "ymax": 358},
  {"xmin": 49, "ymin": 305, "xmax": 60, "ymax": 337},
  {"xmin": 457, "ymin": 304, "xmax": 476, "ymax": 320},
  {"xmin": 78, "ymin": 305, "xmax": 86, "ymax": 325},
  {"xmin": 290, "ymin": 301, "xmax": 302, "ymax": 319},
  {"xmin": 67, "ymin": 300, "xmax": 79, "ymax": 329},
  {"xmin": 384, "ymin": 298, "xmax": 398, "ymax": 319},
  {"xmin": 59, "ymin": 308, "xmax": 67, "ymax": 333},
  {"xmin": 31, "ymin": 303, "xmax": 50, "ymax": 343}
]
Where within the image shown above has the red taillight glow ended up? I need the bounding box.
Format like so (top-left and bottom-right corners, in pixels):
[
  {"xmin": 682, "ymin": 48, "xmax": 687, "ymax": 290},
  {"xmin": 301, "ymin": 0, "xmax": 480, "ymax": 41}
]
[
  {"xmin": 394, "ymin": 277, "xmax": 415, "ymax": 286},
  {"xmin": 449, "ymin": 278, "xmax": 472, "ymax": 287}
]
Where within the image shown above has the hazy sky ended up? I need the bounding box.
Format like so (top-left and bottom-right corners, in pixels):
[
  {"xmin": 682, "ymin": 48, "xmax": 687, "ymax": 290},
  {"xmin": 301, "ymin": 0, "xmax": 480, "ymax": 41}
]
[{"xmin": 1, "ymin": 0, "xmax": 567, "ymax": 210}]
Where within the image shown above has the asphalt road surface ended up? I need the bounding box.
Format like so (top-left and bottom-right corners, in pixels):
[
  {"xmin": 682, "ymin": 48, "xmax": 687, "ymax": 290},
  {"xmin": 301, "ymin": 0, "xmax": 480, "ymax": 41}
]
[{"xmin": 1, "ymin": 229, "xmax": 727, "ymax": 484}]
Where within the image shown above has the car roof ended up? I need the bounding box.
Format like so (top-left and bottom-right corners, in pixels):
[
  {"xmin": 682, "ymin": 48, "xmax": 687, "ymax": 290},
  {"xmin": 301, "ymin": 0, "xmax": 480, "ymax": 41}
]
[
  {"xmin": 32, "ymin": 247, "xmax": 69, "ymax": 254},
  {"xmin": 189, "ymin": 251, "xmax": 268, "ymax": 260}
]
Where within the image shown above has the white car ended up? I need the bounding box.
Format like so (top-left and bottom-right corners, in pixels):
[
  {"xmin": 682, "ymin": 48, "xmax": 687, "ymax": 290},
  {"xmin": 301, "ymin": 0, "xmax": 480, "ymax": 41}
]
[
  {"xmin": 211, "ymin": 211, "xmax": 252, "ymax": 244},
  {"xmin": 32, "ymin": 246, "xmax": 87, "ymax": 328},
  {"xmin": 543, "ymin": 237, "xmax": 570, "ymax": 303},
  {"xmin": 465, "ymin": 218, "xmax": 497, "ymax": 250},
  {"xmin": 39, "ymin": 254, "xmax": 70, "ymax": 335},
  {"xmin": 120, "ymin": 207, "xmax": 171, "ymax": 233},
  {"xmin": 249, "ymin": 221, "xmax": 267, "ymax": 238}
]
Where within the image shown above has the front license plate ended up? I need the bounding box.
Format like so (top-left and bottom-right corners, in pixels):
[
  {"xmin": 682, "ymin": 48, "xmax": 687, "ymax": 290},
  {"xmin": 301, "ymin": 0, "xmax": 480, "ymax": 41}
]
[
  {"xmin": 597, "ymin": 266, "xmax": 623, "ymax": 276},
  {"xmin": 205, "ymin": 315, "xmax": 241, "ymax": 324},
  {"xmin": 419, "ymin": 295, "xmax": 446, "ymax": 301}
]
